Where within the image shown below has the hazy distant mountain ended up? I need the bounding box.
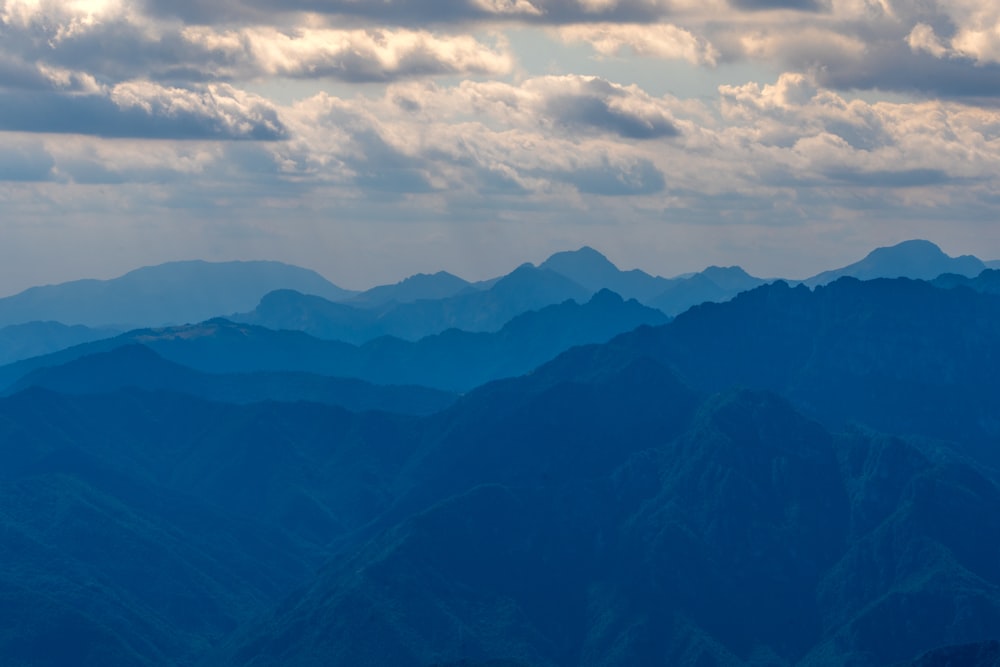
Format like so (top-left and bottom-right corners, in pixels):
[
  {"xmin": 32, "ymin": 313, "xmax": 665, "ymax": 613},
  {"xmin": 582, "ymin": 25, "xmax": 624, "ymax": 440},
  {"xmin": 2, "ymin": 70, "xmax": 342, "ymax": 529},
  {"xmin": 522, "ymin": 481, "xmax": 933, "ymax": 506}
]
[
  {"xmin": 6, "ymin": 344, "xmax": 457, "ymax": 415},
  {"xmin": 0, "ymin": 290, "xmax": 668, "ymax": 393},
  {"xmin": 538, "ymin": 246, "xmax": 770, "ymax": 316},
  {"xmin": 988, "ymin": 260, "xmax": 1000, "ymax": 269},
  {"xmin": 346, "ymin": 271, "xmax": 472, "ymax": 307},
  {"xmin": 539, "ymin": 246, "xmax": 669, "ymax": 302},
  {"xmin": 805, "ymin": 239, "xmax": 985, "ymax": 286},
  {"xmin": 0, "ymin": 321, "xmax": 118, "ymax": 365},
  {"xmin": 237, "ymin": 264, "xmax": 591, "ymax": 343},
  {"xmin": 649, "ymin": 265, "xmax": 766, "ymax": 315},
  {"xmin": 0, "ymin": 260, "xmax": 353, "ymax": 328}
]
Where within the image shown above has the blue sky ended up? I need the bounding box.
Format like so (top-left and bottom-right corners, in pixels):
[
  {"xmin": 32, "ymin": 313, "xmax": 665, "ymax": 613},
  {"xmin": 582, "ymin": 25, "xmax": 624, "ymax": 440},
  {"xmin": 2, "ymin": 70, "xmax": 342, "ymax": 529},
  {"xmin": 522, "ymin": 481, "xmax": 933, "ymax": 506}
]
[{"xmin": 1, "ymin": 0, "xmax": 999, "ymax": 293}]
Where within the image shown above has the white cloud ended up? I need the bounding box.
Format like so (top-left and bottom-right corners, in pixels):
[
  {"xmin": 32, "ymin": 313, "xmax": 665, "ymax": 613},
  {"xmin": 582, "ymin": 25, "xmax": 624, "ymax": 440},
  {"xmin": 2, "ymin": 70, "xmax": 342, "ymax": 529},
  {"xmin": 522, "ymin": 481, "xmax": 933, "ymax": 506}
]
[
  {"xmin": 557, "ymin": 23, "xmax": 719, "ymax": 65},
  {"xmin": 907, "ymin": 23, "xmax": 948, "ymax": 59},
  {"xmin": 178, "ymin": 26, "xmax": 513, "ymax": 81}
]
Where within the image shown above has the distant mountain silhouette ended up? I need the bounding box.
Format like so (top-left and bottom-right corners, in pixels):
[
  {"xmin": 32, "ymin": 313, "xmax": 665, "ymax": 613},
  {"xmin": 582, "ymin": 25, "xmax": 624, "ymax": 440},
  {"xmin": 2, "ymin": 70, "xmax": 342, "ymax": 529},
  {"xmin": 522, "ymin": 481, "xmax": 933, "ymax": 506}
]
[
  {"xmin": 6, "ymin": 344, "xmax": 456, "ymax": 415},
  {"xmin": 649, "ymin": 265, "xmax": 766, "ymax": 315},
  {"xmin": 0, "ymin": 320, "xmax": 118, "ymax": 365},
  {"xmin": 538, "ymin": 246, "xmax": 769, "ymax": 315},
  {"xmin": 0, "ymin": 290, "xmax": 668, "ymax": 393},
  {"xmin": 236, "ymin": 264, "xmax": 593, "ymax": 343},
  {"xmin": 539, "ymin": 246, "xmax": 669, "ymax": 302},
  {"xmin": 346, "ymin": 271, "xmax": 472, "ymax": 307},
  {"xmin": 805, "ymin": 239, "xmax": 985, "ymax": 286},
  {"xmin": 0, "ymin": 260, "xmax": 352, "ymax": 328}
]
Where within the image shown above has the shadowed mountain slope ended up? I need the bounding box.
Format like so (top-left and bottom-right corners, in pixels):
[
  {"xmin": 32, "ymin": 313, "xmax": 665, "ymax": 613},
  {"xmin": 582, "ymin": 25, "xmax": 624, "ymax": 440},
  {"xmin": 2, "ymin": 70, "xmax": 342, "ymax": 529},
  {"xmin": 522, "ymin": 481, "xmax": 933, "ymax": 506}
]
[
  {"xmin": 211, "ymin": 381, "xmax": 1000, "ymax": 667},
  {"xmin": 2, "ymin": 269, "xmax": 1000, "ymax": 666},
  {"xmin": 5, "ymin": 344, "xmax": 457, "ymax": 415},
  {"xmin": 546, "ymin": 276, "xmax": 1000, "ymax": 463},
  {"xmin": 0, "ymin": 260, "xmax": 352, "ymax": 329}
]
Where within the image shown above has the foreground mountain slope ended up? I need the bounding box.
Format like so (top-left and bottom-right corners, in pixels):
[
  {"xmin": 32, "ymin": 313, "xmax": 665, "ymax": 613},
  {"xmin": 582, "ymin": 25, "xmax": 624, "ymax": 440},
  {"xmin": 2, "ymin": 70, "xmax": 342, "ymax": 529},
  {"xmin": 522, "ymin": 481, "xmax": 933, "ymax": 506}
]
[
  {"xmin": 3, "ymin": 271, "xmax": 1000, "ymax": 666},
  {"xmin": 212, "ymin": 383, "xmax": 1000, "ymax": 666},
  {"xmin": 0, "ymin": 260, "xmax": 352, "ymax": 329}
]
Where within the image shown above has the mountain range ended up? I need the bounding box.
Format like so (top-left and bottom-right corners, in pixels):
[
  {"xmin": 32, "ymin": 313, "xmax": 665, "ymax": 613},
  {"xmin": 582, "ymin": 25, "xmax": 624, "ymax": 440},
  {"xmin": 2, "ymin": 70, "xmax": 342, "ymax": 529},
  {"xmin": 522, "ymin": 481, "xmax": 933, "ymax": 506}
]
[
  {"xmin": 0, "ymin": 290, "xmax": 668, "ymax": 393},
  {"xmin": 1, "ymin": 240, "xmax": 1000, "ymax": 666},
  {"xmin": 3, "ymin": 272, "xmax": 1000, "ymax": 665},
  {"xmin": 0, "ymin": 239, "xmax": 991, "ymax": 343},
  {"xmin": 0, "ymin": 260, "xmax": 353, "ymax": 329}
]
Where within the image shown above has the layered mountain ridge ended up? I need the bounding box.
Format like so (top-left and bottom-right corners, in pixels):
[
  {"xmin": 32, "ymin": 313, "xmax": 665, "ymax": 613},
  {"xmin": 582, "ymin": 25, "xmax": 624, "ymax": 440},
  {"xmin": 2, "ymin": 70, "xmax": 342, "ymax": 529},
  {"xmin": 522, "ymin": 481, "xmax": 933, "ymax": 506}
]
[{"xmin": 0, "ymin": 240, "xmax": 999, "ymax": 666}]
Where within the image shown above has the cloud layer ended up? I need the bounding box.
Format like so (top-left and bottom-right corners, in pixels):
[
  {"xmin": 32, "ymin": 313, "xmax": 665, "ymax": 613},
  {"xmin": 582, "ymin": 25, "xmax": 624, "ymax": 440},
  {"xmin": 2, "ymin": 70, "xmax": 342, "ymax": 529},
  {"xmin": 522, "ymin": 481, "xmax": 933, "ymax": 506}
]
[{"xmin": 0, "ymin": 0, "xmax": 999, "ymax": 290}]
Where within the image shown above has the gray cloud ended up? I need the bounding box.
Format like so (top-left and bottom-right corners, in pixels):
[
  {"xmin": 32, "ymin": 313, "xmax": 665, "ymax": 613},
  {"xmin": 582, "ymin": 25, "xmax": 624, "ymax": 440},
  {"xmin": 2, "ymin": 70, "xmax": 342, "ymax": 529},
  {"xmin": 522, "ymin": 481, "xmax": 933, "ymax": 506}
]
[
  {"xmin": 0, "ymin": 86, "xmax": 286, "ymax": 140},
  {"xmin": 556, "ymin": 157, "xmax": 666, "ymax": 195},
  {"xmin": 546, "ymin": 92, "xmax": 679, "ymax": 139},
  {"xmin": 0, "ymin": 144, "xmax": 54, "ymax": 182},
  {"xmin": 729, "ymin": 0, "xmax": 824, "ymax": 10},
  {"xmin": 823, "ymin": 168, "xmax": 953, "ymax": 189},
  {"xmin": 238, "ymin": 0, "xmax": 673, "ymax": 25}
]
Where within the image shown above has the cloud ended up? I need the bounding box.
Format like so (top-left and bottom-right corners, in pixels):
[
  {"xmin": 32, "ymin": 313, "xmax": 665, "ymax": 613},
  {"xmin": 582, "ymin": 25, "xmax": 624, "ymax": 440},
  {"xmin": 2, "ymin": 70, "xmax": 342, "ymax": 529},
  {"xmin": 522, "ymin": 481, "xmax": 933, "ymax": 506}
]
[
  {"xmin": 0, "ymin": 83, "xmax": 286, "ymax": 139},
  {"xmin": 0, "ymin": 139, "xmax": 55, "ymax": 181},
  {"xmin": 539, "ymin": 77, "xmax": 681, "ymax": 138},
  {"xmin": 557, "ymin": 23, "xmax": 719, "ymax": 65},
  {"xmin": 0, "ymin": 5, "xmax": 513, "ymax": 86},
  {"xmin": 178, "ymin": 27, "xmax": 513, "ymax": 82}
]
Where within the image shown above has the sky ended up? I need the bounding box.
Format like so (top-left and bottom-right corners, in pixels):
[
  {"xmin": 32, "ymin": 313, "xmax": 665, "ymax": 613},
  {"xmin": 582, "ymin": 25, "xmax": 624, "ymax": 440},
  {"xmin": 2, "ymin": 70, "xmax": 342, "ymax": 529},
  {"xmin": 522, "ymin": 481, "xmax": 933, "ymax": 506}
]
[{"xmin": 2, "ymin": 0, "xmax": 1000, "ymax": 293}]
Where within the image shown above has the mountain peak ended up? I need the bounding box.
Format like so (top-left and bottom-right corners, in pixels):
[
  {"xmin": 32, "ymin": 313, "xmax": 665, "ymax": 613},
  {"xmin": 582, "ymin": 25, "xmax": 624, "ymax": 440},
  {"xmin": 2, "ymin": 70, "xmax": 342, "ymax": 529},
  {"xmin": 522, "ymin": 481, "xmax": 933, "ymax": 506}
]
[
  {"xmin": 539, "ymin": 247, "xmax": 620, "ymax": 278},
  {"xmin": 806, "ymin": 239, "xmax": 985, "ymax": 286}
]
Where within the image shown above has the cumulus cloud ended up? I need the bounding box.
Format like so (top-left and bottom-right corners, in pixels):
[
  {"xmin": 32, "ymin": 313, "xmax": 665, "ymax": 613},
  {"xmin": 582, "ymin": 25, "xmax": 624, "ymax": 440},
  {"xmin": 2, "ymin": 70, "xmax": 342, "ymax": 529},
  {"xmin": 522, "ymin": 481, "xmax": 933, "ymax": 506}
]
[
  {"xmin": 557, "ymin": 23, "xmax": 719, "ymax": 65},
  {"xmin": 0, "ymin": 82, "xmax": 286, "ymax": 139},
  {"xmin": 178, "ymin": 27, "xmax": 513, "ymax": 82}
]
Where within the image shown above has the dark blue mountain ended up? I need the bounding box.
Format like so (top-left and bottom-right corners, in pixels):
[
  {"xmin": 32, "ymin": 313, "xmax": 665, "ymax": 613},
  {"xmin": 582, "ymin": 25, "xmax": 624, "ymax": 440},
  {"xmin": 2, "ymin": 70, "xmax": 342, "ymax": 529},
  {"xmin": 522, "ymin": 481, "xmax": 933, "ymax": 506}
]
[
  {"xmin": 0, "ymin": 260, "xmax": 352, "ymax": 328},
  {"xmin": 5, "ymin": 344, "xmax": 456, "ymax": 415},
  {"xmin": 932, "ymin": 268, "xmax": 1000, "ymax": 295},
  {"xmin": 0, "ymin": 263, "xmax": 998, "ymax": 666}
]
